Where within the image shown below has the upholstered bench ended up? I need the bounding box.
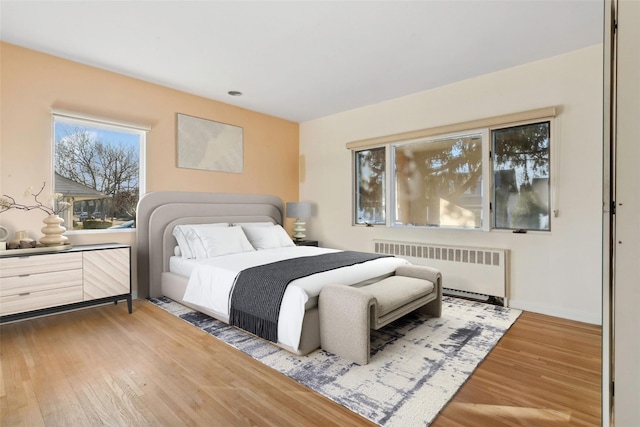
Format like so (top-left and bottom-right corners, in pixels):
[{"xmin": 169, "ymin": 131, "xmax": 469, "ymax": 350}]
[{"xmin": 319, "ymin": 265, "xmax": 442, "ymax": 365}]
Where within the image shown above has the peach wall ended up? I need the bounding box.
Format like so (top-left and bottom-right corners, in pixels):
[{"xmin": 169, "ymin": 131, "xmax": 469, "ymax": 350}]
[{"xmin": 0, "ymin": 42, "xmax": 299, "ymax": 295}]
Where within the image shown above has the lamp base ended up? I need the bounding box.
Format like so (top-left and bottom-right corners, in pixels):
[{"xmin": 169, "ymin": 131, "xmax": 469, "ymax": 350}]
[{"xmin": 292, "ymin": 219, "xmax": 306, "ymax": 240}]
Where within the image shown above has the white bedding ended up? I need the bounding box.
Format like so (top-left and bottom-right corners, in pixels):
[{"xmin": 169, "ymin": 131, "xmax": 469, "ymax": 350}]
[{"xmin": 172, "ymin": 246, "xmax": 409, "ymax": 351}]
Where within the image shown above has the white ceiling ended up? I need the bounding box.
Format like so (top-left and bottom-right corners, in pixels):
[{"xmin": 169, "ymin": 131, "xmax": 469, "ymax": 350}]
[{"xmin": 0, "ymin": 1, "xmax": 603, "ymax": 123}]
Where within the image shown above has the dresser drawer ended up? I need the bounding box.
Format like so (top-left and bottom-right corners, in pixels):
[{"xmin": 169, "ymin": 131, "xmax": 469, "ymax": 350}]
[
  {"xmin": 83, "ymin": 248, "xmax": 130, "ymax": 300},
  {"xmin": 0, "ymin": 252, "xmax": 82, "ymax": 278},
  {"xmin": 0, "ymin": 285, "xmax": 83, "ymax": 316},
  {"xmin": 0, "ymin": 269, "xmax": 83, "ymax": 297}
]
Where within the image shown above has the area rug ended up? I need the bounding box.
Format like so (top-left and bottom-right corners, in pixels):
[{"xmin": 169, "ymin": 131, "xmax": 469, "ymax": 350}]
[{"xmin": 150, "ymin": 296, "xmax": 521, "ymax": 426}]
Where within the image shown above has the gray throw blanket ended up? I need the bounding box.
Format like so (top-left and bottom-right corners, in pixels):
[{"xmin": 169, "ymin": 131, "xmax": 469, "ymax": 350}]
[{"xmin": 229, "ymin": 251, "xmax": 391, "ymax": 342}]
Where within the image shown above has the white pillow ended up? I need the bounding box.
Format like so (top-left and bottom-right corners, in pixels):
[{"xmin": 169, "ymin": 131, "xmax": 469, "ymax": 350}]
[
  {"xmin": 173, "ymin": 223, "xmax": 229, "ymax": 259},
  {"xmin": 173, "ymin": 225, "xmax": 194, "ymax": 259},
  {"xmin": 174, "ymin": 246, "xmax": 182, "ymax": 257},
  {"xmin": 242, "ymin": 224, "xmax": 295, "ymax": 250},
  {"xmin": 199, "ymin": 226, "xmax": 255, "ymax": 258},
  {"xmin": 241, "ymin": 226, "xmax": 280, "ymax": 250},
  {"xmin": 273, "ymin": 224, "xmax": 296, "ymax": 248}
]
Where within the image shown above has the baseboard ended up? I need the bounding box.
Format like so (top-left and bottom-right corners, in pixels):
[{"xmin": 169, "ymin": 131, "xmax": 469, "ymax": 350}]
[{"xmin": 508, "ymin": 299, "xmax": 602, "ymax": 325}]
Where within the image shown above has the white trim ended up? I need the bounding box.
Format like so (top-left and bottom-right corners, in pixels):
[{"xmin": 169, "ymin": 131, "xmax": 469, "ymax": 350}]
[
  {"xmin": 138, "ymin": 131, "xmax": 147, "ymax": 198},
  {"xmin": 387, "ymin": 143, "xmax": 394, "ymax": 227},
  {"xmin": 51, "ymin": 108, "xmax": 151, "ymax": 132},
  {"xmin": 346, "ymin": 106, "xmax": 557, "ymax": 150},
  {"xmin": 63, "ymin": 228, "xmax": 135, "ymax": 235},
  {"xmin": 480, "ymin": 128, "xmax": 491, "ymax": 232},
  {"xmin": 508, "ymin": 299, "xmax": 602, "ymax": 325}
]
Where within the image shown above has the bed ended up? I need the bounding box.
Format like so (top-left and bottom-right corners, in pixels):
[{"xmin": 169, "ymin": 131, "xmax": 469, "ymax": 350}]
[{"xmin": 137, "ymin": 191, "xmax": 408, "ymax": 355}]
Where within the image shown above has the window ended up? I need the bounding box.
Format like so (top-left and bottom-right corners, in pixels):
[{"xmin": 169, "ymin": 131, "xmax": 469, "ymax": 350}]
[
  {"xmin": 393, "ymin": 133, "xmax": 484, "ymax": 228},
  {"xmin": 53, "ymin": 114, "xmax": 146, "ymax": 231},
  {"xmin": 351, "ymin": 113, "xmax": 553, "ymax": 232},
  {"xmin": 354, "ymin": 147, "xmax": 386, "ymax": 225},
  {"xmin": 492, "ymin": 122, "xmax": 550, "ymax": 231}
]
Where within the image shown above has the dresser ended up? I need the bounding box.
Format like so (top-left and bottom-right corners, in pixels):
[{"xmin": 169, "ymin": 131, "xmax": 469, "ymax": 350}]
[{"xmin": 0, "ymin": 243, "xmax": 131, "ymax": 323}]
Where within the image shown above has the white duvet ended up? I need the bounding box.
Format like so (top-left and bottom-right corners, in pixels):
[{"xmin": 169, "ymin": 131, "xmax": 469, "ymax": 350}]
[{"xmin": 178, "ymin": 246, "xmax": 408, "ymax": 351}]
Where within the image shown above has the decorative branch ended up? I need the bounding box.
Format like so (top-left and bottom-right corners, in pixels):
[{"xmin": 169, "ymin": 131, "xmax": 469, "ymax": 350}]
[{"xmin": 0, "ymin": 182, "xmax": 70, "ymax": 216}]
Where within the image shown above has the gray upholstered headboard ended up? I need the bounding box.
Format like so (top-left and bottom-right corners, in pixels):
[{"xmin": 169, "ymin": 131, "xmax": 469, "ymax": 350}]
[{"xmin": 136, "ymin": 191, "xmax": 284, "ymax": 298}]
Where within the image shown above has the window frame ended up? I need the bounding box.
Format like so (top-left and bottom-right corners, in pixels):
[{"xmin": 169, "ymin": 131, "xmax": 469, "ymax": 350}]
[
  {"xmin": 389, "ymin": 128, "xmax": 490, "ymax": 231},
  {"xmin": 352, "ymin": 145, "xmax": 388, "ymax": 226},
  {"xmin": 489, "ymin": 118, "xmax": 553, "ymax": 232},
  {"xmin": 349, "ymin": 109, "xmax": 556, "ymax": 233},
  {"xmin": 51, "ymin": 112, "xmax": 147, "ymax": 234}
]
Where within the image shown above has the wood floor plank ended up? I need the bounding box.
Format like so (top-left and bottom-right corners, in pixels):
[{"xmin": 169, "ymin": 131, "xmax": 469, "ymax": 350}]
[
  {"xmin": 431, "ymin": 311, "xmax": 602, "ymax": 427},
  {"xmin": 0, "ymin": 301, "xmax": 601, "ymax": 426}
]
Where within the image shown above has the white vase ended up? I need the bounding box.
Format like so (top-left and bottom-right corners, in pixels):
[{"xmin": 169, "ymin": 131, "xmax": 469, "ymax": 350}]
[{"xmin": 40, "ymin": 214, "xmax": 68, "ymax": 246}]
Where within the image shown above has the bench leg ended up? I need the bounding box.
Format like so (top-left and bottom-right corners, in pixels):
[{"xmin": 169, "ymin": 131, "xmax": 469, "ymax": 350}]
[
  {"xmin": 417, "ymin": 297, "xmax": 441, "ymax": 318},
  {"xmin": 319, "ymin": 285, "xmax": 373, "ymax": 365}
]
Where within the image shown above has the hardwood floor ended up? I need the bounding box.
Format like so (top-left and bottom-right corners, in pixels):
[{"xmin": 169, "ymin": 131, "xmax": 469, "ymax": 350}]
[
  {"xmin": 0, "ymin": 300, "xmax": 601, "ymax": 426},
  {"xmin": 433, "ymin": 311, "xmax": 601, "ymax": 427}
]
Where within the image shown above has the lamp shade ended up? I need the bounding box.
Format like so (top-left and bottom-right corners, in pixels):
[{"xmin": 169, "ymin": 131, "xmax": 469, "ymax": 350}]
[{"xmin": 286, "ymin": 202, "xmax": 312, "ymax": 219}]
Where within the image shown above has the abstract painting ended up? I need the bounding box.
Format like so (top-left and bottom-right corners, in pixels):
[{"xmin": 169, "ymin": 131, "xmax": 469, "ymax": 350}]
[{"xmin": 177, "ymin": 113, "xmax": 243, "ymax": 173}]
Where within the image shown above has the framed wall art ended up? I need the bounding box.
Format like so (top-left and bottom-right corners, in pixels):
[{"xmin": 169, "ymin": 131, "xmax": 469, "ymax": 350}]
[{"xmin": 177, "ymin": 113, "xmax": 243, "ymax": 173}]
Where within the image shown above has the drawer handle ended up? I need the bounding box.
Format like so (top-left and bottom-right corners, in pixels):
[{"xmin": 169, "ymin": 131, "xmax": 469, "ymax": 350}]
[
  {"xmin": 19, "ymin": 292, "xmax": 30, "ymax": 296},
  {"xmin": 19, "ymin": 274, "xmax": 30, "ymax": 278}
]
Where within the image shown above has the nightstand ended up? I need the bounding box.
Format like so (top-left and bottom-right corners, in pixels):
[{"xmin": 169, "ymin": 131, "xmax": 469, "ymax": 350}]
[{"xmin": 294, "ymin": 240, "xmax": 318, "ymax": 247}]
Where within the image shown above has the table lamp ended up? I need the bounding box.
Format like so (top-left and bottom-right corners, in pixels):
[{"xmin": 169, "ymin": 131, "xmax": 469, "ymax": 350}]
[{"xmin": 286, "ymin": 202, "xmax": 312, "ymax": 240}]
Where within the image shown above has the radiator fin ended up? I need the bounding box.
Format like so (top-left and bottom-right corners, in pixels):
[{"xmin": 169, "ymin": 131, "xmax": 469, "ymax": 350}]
[
  {"xmin": 374, "ymin": 239, "xmax": 508, "ymax": 299},
  {"xmin": 374, "ymin": 241, "xmax": 502, "ymax": 267}
]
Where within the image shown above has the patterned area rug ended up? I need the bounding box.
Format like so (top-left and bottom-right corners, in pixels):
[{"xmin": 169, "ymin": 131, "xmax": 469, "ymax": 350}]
[{"xmin": 150, "ymin": 296, "xmax": 521, "ymax": 426}]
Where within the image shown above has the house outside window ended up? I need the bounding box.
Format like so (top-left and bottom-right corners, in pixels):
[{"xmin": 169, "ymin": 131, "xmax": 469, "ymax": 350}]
[{"xmin": 53, "ymin": 114, "xmax": 146, "ymax": 231}]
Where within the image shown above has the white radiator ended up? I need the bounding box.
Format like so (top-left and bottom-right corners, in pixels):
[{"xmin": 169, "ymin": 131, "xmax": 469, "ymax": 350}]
[{"xmin": 373, "ymin": 239, "xmax": 508, "ymax": 299}]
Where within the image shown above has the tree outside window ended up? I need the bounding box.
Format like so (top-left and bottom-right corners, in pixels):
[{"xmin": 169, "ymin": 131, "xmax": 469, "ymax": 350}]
[
  {"xmin": 53, "ymin": 117, "xmax": 144, "ymax": 230},
  {"xmin": 354, "ymin": 147, "xmax": 386, "ymax": 225},
  {"xmin": 394, "ymin": 134, "xmax": 483, "ymax": 228},
  {"xmin": 492, "ymin": 122, "xmax": 550, "ymax": 231},
  {"xmin": 351, "ymin": 118, "xmax": 552, "ymax": 232}
]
